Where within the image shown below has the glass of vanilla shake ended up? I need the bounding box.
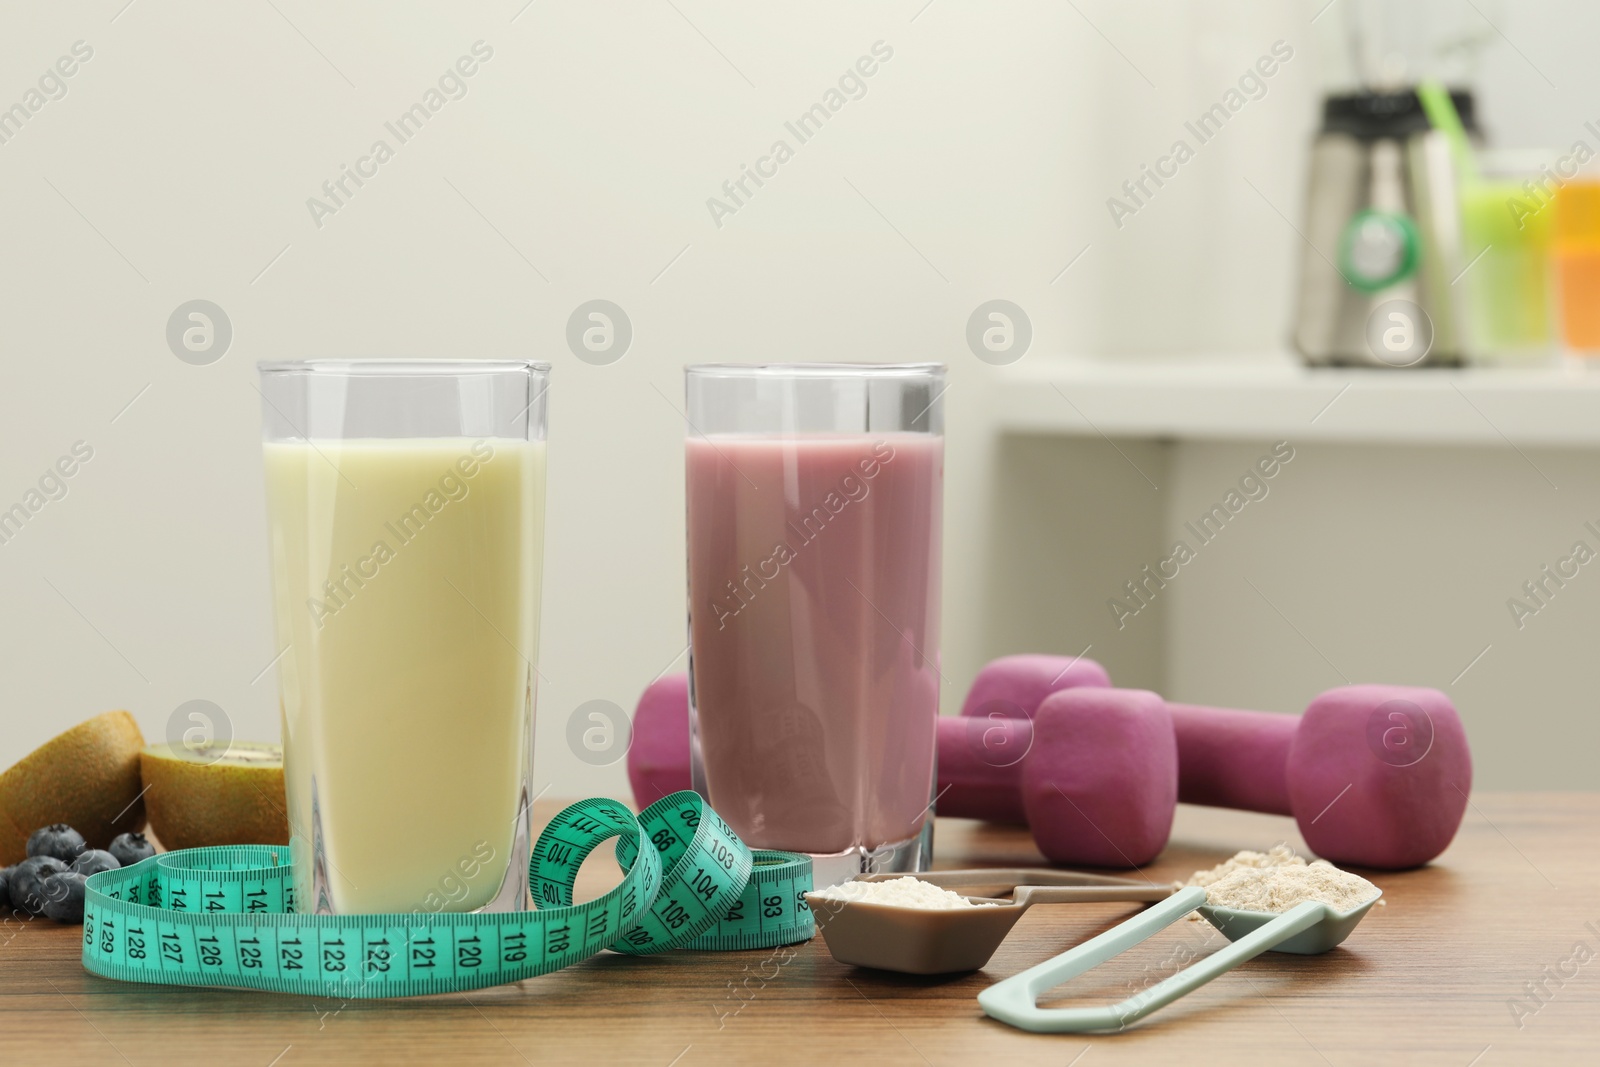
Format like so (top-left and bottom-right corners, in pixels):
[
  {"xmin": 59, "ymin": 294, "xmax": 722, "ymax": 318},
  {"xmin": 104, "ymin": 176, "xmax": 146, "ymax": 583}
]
[{"xmin": 258, "ymin": 360, "xmax": 548, "ymax": 915}]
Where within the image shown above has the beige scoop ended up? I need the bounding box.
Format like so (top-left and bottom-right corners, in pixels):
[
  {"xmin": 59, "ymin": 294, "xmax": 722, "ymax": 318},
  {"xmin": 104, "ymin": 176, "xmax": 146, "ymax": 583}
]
[{"xmin": 806, "ymin": 869, "xmax": 1174, "ymax": 975}]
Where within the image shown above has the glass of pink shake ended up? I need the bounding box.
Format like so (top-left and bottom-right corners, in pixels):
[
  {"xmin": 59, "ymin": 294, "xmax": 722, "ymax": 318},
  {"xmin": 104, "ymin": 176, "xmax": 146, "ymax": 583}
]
[{"xmin": 684, "ymin": 363, "xmax": 945, "ymax": 884}]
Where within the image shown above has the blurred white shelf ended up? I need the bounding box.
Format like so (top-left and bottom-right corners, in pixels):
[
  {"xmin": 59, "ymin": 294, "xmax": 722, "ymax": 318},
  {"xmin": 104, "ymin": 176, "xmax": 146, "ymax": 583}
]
[{"xmin": 996, "ymin": 353, "xmax": 1600, "ymax": 447}]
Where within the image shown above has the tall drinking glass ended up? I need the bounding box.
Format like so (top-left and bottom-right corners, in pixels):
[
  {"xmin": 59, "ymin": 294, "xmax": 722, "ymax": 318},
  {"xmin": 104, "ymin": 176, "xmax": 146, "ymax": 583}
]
[
  {"xmin": 684, "ymin": 363, "xmax": 945, "ymax": 886},
  {"xmin": 258, "ymin": 360, "xmax": 548, "ymax": 915}
]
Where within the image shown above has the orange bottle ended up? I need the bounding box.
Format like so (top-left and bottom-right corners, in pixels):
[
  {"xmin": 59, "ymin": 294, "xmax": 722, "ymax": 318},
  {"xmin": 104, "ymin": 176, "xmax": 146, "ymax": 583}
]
[{"xmin": 1554, "ymin": 180, "xmax": 1600, "ymax": 351}]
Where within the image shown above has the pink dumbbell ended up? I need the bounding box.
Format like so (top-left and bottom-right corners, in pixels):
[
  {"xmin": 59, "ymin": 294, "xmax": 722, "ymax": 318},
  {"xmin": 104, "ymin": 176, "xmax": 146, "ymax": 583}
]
[
  {"xmin": 952, "ymin": 664, "xmax": 1473, "ymax": 869},
  {"xmin": 1008, "ymin": 685, "xmax": 1473, "ymax": 869},
  {"xmin": 935, "ymin": 654, "xmax": 1113, "ymax": 822},
  {"xmin": 626, "ymin": 659, "xmax": 1175, "ymax": 867},
  {"xmin": 1162, "ymin": 685, "xmax": 1472, "ymax": 869},
  {"xmin": 939, "ymin": 660, "xmax": 1176, "ymax": 866},
  {"xmin": 624, "ymin": 653, "xmax": 1115, "ymax": 826},
  {"xmin": 627, "ymin": 672, "xmax": 693, "ymax": 808}
]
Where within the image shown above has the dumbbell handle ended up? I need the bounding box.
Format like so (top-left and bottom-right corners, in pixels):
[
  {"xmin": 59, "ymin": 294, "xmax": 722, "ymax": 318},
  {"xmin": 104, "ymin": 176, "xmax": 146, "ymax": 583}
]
[
  {"xmin": 939, "ymin": 703, "xmax": 1302, "ymax": 824},
  {"xmin": 935, "ymin": 716, "xmax": 1034, "ymax": 823},
  {"xmin": 626, "ymin": 680, "xmax": 1041, "ymax": 823},
  {"xmin": 1168, "ymin": 704, "xmax": 1298, "ymax": 816}
]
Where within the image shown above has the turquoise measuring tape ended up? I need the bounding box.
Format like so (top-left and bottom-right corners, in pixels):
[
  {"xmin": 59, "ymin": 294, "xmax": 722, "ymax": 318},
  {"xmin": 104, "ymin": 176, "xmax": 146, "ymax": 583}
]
[{"xmin": 80, "ymin": 791, "xmax": 813, "ymax": 997}]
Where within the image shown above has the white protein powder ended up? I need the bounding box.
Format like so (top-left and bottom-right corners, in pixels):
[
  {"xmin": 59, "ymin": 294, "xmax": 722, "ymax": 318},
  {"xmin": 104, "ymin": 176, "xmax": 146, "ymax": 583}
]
[
  {"xmin": 1184, "ymin": 844, "xmax": 1306, "ymax": 889},
  {"xmin": 810, "ymin": 877, "xmax": 996, "ymax": 910},
  {"xmin": 1185, "ymin": 847, "xmax": 1381, "ymax": 913}
]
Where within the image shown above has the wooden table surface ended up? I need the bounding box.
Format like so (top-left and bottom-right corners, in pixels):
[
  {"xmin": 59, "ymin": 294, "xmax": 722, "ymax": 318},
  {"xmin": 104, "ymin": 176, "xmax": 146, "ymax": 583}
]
[{"xmin": 3, "ymin": 793, "xmax": 1596, "ymax": 1066}]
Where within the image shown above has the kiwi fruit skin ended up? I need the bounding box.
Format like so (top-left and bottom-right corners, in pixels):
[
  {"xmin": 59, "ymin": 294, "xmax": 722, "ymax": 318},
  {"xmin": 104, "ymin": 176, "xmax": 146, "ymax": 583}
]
[
  {"xmin": 0, "ymin": 711, "xmax": 147, "ymax": 866},
  {"xmin": 141, "ymin": 743, "xmax": 289, "ymax": 851}
]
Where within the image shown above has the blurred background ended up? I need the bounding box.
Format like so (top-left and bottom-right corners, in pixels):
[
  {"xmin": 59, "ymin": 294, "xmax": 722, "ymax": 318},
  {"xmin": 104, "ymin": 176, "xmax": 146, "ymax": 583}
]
[{"xmin": 3, "ymin": 0, "xmax": 1598, "ymax": 798}]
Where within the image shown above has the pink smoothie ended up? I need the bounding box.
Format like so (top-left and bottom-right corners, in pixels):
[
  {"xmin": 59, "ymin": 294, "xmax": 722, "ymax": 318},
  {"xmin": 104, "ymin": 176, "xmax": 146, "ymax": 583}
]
[{"xmin": 686, "ymin": 432, "xmax": 943, "ymax": 856}]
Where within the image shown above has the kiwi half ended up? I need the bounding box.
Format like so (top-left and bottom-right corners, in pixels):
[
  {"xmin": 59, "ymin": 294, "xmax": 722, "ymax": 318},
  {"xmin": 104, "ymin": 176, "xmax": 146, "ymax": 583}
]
[
  {"xmin": 0, "ymin": 711, "xmax": 147, "ymax": 865},
  {"xmin": 141, "ymin": 741, "xmax": 289, "ymax": 851}
]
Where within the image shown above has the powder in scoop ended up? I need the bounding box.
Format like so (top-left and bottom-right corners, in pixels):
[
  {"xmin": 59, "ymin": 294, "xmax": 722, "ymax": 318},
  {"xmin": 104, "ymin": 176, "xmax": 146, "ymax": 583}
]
[
  {"xmin": 1184, "ymin": 844, "xmax": 1306, "ymax": 889},
  {"xmin": 810, "ymin": 877, "xmax": 996, "ymax": 910},
  {"xmin": 1188, "ymin": 848, "xmax": 1380, "ymax": 913}
]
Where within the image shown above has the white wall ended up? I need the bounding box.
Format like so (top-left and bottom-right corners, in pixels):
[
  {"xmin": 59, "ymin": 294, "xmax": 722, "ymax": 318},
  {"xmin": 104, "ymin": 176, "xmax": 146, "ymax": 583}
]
[
  {"xmin": 0, "ymin": 0, "xmax": 1112, "ymax": 798},
  {"xmin": 3, "ymin": 1, "xmax": 1595, "ymax": 798}
]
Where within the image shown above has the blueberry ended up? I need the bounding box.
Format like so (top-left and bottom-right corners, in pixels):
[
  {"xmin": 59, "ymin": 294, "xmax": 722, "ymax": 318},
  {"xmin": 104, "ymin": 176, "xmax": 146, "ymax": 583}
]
[
  {"xmin": 41, "ymin": 871, "xmax": 88, "ymax": 924},
  {"xmin": 70, "ymin": 849, "xmax": 120, "ymax": 877},
  {"xmin": 10, "ymin": 856, "xmax": 69, "ymax": 915},
  {"xmin": 108, "ymin": 832, "xmax": 155, "ymax": 867},
  {"xmin": 27, "ymin": 824, "xmax": 86, "ymax": 863},
  {"xmin": 0, "ymin": 866, "xmax": 12, "ymax": 910}
]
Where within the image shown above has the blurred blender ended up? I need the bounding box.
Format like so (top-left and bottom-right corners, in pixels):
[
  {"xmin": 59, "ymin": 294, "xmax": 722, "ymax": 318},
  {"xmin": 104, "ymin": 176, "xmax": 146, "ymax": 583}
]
[{"xmin": 1294, "ymin": 0, "xmax": 1490, "ymax": 366}]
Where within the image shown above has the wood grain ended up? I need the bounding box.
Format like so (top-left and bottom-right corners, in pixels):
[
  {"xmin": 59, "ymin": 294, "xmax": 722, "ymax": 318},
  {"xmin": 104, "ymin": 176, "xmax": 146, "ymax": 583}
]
[{"xmin": 3, "ymin": 794, "xmax": 1596, "ymax": 1065}]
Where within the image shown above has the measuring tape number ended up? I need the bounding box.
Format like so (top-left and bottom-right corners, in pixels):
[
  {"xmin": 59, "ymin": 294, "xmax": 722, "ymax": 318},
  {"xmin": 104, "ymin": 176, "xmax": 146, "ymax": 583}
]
[{"xmin": 81, "ymin": 791, "xmax": 813, "ymax": 998}]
